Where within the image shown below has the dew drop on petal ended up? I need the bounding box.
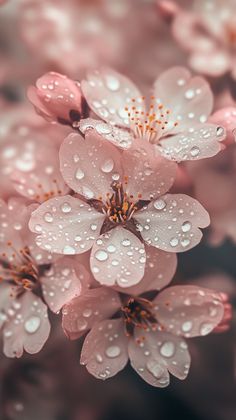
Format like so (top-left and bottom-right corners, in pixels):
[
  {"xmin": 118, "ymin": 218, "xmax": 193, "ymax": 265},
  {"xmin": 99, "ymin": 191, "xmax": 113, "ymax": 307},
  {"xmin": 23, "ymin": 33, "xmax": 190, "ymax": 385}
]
[
  {"xmin": 181, "ymin": 321, "xmax": 193, "ymax": 332},
  {"xmin": 181, "ymin": 238, "xmax": 190, "ymax": 248},
  {"xmin": 107, "ymin": 244, "xmax": 116, "ymax": 253},
  {"xmin": 154, "ymin": 199, "xmax": 166, "ymax": 210},
  {"xmin": 190, "ymin": 146, "xmax": 200, "ymax": 157},
  {"xmin": 24, "ymin": 316, "xmax": 41, "ymax": 334},
  {"xmin": 83, "ymin": 308, "xmax": 92, "ymax": 318},
  {"xmin": 63, "ymin": 245, "xmax": 76, "ymax": 255},
  {"xmin": 82, "ymin": 187, "xmax": 94, "ymax": 199},
  {"xmin": 160, "ymin": 341, "xmax": 175, "ymax": 358},
  {"xmin": 105, "ymin": 75, "xmax": 120, "ymax": 91},
  {"xmin": 121, "ymin": 239, "xmax": 131, "ymax": 247},
  {"xmin": 181, "ymin": 221, "xmax": 191, "ymax": 232},
  {"xmin": 75, "ymin": 168, "xmax": 85, "ymax": 180},
  {"xmin": 170, "ymin": 238, "xmax": 179, "ymax": 247},
  {"xmin": 105, "ymin": 345, "xmax": 121, "ymax": 358},
  {"xmin": 44, "ymin": 212, "xmax": 53, "ymax": 223},
  {"xmin": 200, "ymin": 323, "xmax": 213, "ymax": 336},
  {"xmin": 146, "ymin": 360, "xmax": 165, "ymax": 379},
  {"xmin": 95, "ymin": 250, "xmax": 108, "ymax": 261},
  {"xmin": 61, "ymin": 202, "xmax": 72, "ymax": 213},
  {"xmin": 100, "ymin": 158, "xmax": 114, "ymax": 173}
]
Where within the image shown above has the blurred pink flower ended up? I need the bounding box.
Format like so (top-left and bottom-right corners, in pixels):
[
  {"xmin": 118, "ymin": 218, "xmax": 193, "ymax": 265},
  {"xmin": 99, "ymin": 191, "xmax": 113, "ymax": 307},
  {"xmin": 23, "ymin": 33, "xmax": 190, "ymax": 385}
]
[
  {"xmin": 62, "ymin": 277, "xmax": 224, "ymax": 386},
  {"xmin": 80, "ymin": 66, "xmax": 226, "ymax": 161},
  {"xmin": 172, "ymin": 0, "xmax": 236, "ymax": 78},
  {"xmin": 29, "ymin": 129, "xmax": 210, "ymax": 288},
  {"xmin": 27, "ymin": 72, "xmax": 89, "ymax": 124},
  {"xmin": 0, "ymin": 198, "xmax": 89, "ymax": 357},
  {"xmin": 186, "ymin": 107, "xmax": 236, "ymax": 245}
]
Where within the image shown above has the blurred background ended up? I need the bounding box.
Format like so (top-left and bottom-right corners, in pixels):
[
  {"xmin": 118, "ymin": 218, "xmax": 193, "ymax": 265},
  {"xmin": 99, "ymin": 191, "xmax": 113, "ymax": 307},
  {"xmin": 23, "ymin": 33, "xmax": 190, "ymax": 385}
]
[{"xmin": 0, "ymin": 1, "xmax": 236, "ymax": 419}]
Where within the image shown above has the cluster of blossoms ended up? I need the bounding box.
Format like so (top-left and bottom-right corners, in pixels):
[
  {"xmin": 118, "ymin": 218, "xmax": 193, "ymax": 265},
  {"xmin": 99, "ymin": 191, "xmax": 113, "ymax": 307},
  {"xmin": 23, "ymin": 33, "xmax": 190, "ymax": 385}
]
[{"xmin": 0, "ymin": 61, "xmax": 234, "ymax": 388}]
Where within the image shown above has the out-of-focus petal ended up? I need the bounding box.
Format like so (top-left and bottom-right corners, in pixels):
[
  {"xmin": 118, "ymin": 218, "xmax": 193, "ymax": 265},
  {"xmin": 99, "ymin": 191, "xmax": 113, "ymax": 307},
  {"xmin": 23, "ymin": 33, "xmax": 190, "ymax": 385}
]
[
  {"xmin": 135, "ymin": 194, "xmax": 210, "ymax": 252},
  {"xmin": 90, "ymin": 227, "xmax": 146, "ymax": 288},
  {"xmin": 81, "ymin": 68, "xmax": 145, "ymax": 127},
  {"xmin": 3, "ymin": 293, "xmax": 50, "ymax": 358},
  {"xmin": 153, "ymin": 285, "xmax": 224, "ymax": 337},
  {"xmin": 62, "ymin": 287, "xmax": 121, "ymax": 340},
  {"xmin": 189, "ymin": 50, "xmax": 231, "ymax": 77},
  {"xmin": 81, "ymin": 318, "xmax": 128, "ymax": 380},
  {"xmin": 29, "ymin": 195, "xmax": 105, "ymax": 255},
  {"xmin": 60, "ymin": 130, "xmax": 123, "ymax": 201}
]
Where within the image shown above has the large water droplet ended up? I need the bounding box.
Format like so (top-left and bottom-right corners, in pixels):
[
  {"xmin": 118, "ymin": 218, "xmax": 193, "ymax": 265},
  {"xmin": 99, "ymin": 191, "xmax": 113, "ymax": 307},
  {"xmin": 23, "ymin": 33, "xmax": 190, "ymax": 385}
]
[
  {"xmin": 181, "ymin": 321, "xmax": 193, "ymax": 332},
  {"xmin": 170, "ymin": 238, "xmax": 179, "ymax": 247},
  {"xmin": 24, "ymin": 316, "xmax": 41, "ymax": 334},
  {"xmin": 95, "ymin": 250, "xmax": 108, "ymax": 261},
  {"xmin": 154, "ymin": 199, "xmax": 166, "ymax": 210},
  {"xmin": 160, "ymin": 341, "xmax": 175, "ymax": 358},
  {"xmin": 105, "ymin": 345, "xmax": 121, "ymax": 358},
  {"xmin": 75, "ymin": 168, "xmax": 85, "ymax": 180},
  {"xmin": 101, "ymin": 159, "xmax": 114, "ymax": 173},
  {"xmin": 181, "ymin": 221, "xmax": 191, "ymax": 232}
]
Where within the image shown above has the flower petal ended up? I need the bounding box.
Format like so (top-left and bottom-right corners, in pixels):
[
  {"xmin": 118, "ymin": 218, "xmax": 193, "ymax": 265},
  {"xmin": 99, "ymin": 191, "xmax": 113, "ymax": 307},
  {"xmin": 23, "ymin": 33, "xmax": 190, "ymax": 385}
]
[
  {"xmin": 153, "ymin": 67, "xmax": 213, "ymax": 132},
  {"xmin": 62, "ymin": 287, "xmax": 121, "ymax": 340},
  {"xmin": 3, "ymin": 292, "xmax": 50, "ymax": 358},
  {"xmin": 40, "ymin": 256, "xmax": 90, "ymax": 313},
  {"xmin": 122, "ymin": 139, "xmax": 177, "ymax": 200},
  {"xmin": 60, "ymin": 130, "xmax": 123, "ymax": 201},
  {"xmin": 80, "ymin": 118, "xmax": 133, "ymax": 150},
  {"xmin": 153, "ymin": 285, "xmax": 224, "ymax": 337},
  {"xmin": 189, "ymin": 50, "xmax": 231, "ymax": 77},
  {"xmin": 159, "ymin": 124, "xmax": 225, "ymax": 162},
  {"xmin": 128, "ymin": 329, "xmax": 190, "ymax": 387},
  {"xmin": 81, "ymin": 318, "xmax": 128, "ymax": 380},
  {"xmin": 117, "ymin": 246, "xmax": 177, "ymax": 295},
  {"xmin": 90, "ymin": 227, "xmax": 146, "ymax": 288},
  {"xmin": 81, "ymin": 68, "xmax": 145, "ymax": 127},
  {"xmin": 134, "ymin": 194, "xmax": 210, "ymax": 252},
  {"xmin": 29, "ymin": 195, "xmax": 105, "ymax": 255}
]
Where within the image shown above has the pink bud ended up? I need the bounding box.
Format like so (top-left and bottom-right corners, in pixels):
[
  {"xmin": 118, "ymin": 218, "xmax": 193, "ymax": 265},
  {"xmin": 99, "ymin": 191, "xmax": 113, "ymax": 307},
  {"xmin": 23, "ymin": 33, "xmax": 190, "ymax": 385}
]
[
  {"xmin": 27, "ymin": 71, "xmax": 89, "ymax": 124},
  {"xmin": 156, "ymin": 0, "xmax": 179, "ymax": 22}
]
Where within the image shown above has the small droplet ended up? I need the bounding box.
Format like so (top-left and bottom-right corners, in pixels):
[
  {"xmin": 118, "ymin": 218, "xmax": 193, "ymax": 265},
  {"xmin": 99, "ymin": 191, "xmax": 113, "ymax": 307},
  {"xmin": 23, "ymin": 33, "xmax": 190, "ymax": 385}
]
[
  {"xmin": 34, "ymin": 224, "xmax": 42, "ymax": 232},
  {"xmin": 181, "ymin": 221, "xmax": 191, "ymax": 232},
  {"xmin": 107, "ymin": 244, "xmax": 116, "ymax": 253},
  {"xmin": 63, "ymin": 245, "xmax": 76, "ymax": 255},
  {"xmin": 200, "ymin": 323, "xmax": 213, "ymax": 336},
  {"xmin": 24, "ymin": 316, "xmax": 41, "ymax": 334},
  {"xmin": 105, "ymin": 345, "xmax": 121, "ymax": 358},
  {"xmin": 160, "ymin": 341, "xmax": 175, "ymax": 358},
  {"xmin": 61, "ymin": 202, "xmax": 72, "ymax": 213},
  {"xmin": 83, "ymin": 308, "xmax": 92, "ymax": 318},
  {"xmin": 44, "ymin": 212, "xmax": 53, "ymax": 223},
  {"xmin": 82, "ymin": 187, "xmax": 94, "ymax": 199},
  {"xmin": 105, "ymin": 75, "xmax": 120, "ymax": 91},
  {"xmin": 181, "ymin": 238, "xmax": 190, "ymax": 247},
  {"xmin": 170, "ymin": 238, "xmax": 179, "ymax": 247},
  {"xmin": 75, "ymin": 168, "xmax": 85, "ymax": 180},
  {"xmin": 182, "ymin": 321, "xmax": 193, "ymax": 332},
  {"xmin": 185, "ymin": 89, "xmax": 195, "ymax": 99},
  {"xmin": 90, "ymin": 224, "xmax": 97, "ymax": 231},
  {"xmin": 95, "ymin": 250, "xmax": 108, "ymax": 261},
  {"xmin": 154, "ymin": 199, "xmax": 166, "ymax": 210},
  {"xmin": 190, "ymin": 146, "xmax": 200, "ymax": 157},
  {"xmin": 101, "ymin": 159, "xmax": 114, "ymax": 173},
  {"xmin": 121, "ymin": 239, "xmax": 131, "ymax": 247}
]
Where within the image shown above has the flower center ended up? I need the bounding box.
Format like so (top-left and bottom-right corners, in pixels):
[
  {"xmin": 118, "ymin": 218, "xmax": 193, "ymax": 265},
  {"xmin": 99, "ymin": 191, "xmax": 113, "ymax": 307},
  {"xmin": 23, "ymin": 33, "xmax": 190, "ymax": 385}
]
[
  {"xmin": 0, "ymin": 244, "xmax": 39, "ymax": 291},
  {"xmin": 102, "ymin": 181, "xmax": 142, "ymax": 223},
  {"xmin": 125, "ymin": 96, "xmax": 179, "ymax": 144},
  {"xmin": 121, "ymin": 297, "xmax": 158, "ymax": 336}
]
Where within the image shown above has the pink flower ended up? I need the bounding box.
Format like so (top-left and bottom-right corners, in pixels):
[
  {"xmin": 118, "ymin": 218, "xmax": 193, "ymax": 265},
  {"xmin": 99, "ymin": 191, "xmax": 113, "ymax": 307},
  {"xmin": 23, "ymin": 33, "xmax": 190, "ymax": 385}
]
[
  {"xmin": 80, "ymin": 67, "xmax": 225, "ymax": 161},
  {"xmin": 186, "ymin": 108, "xmax": 236, "ymax": 245},
  {"xmin": 62, "ymin": 273, "xmax": 225, "ymax": 386},
  {"xmin": 0, "ymin": 198, "xmax": 89, "ymax": 357},
  {"xmin": 29, "ymin": 129, "xmax": 210, "ymax": 288},
  {"xmin": 27, "ymin": 72, "xmax": 88, "ymax": 124},
  {"xmin": 172, "ymin": 0, "xmax": 236, "ymax": 78}
]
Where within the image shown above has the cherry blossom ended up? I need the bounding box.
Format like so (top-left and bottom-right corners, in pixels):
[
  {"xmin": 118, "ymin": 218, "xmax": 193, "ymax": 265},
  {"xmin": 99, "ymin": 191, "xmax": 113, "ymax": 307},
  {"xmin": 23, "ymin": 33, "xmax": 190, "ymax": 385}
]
[
  {"xmin": 171, "ymin": 0, "xmax": 236, "ymax": 79},
  {"xmin": 62, "ymin": 273, "xmax": 225, "ymax": 386},
  {"xmin": 80, "ymin": 66, "xmax": 226, "ymax": 161},
  {"xmin": 29, "ymin": 129, "xmax": 210, "ymax": 288},
  {"xmin": 0, "ymin": 198, "xmax": 89, "ymax": 357}
]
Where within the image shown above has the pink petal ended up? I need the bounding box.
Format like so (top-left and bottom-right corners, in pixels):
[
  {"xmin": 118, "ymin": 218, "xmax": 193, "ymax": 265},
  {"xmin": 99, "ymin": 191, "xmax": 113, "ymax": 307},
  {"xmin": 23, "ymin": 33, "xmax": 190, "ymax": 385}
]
[
  {"xmin": 159, "ymin": 124, "xmax": 225, "ymax": 162},
  {"xmin": 210, "ymin": 107, "xmax": 236, "ymax": 144},
  {"xmin": 40, "ymin": 256, "xmax": 90, "ymax": 313},
  {"xmin": 80, "ymin": 118, "xmax": 133, "ymax": 150},
  {"xmin": 0, "ymin": 283, "xmax": 15, "ymax": 329},
  {"xmin": 3, "ymin": 292, "xmax": 50, "ymax": 358},
  {"xmin": 27, "ymin": 72, "xmax": 84, "ymax": 123},
  {"xmin": 81, "ymin": 318, "xmax": 128, "ymax": 380},
  {"xmin": 128, "ymin": 329, "xmax": 190, "ymax": 387},
  {"xmin": 122, "ymin": 139, "xmax": 177, "ymax": 200},
  {"xmin": 153, "ymin": 67, "xmax": 213, "ymax": 132},
  {"xmin": 117, "ymin": 246, "xmax": 177, "ymax": 295},
  {"xmin": 81, "ymin": 68, "xmax": 145, "ymax": 127},
  {"xmin": 29, "ymin": 195, "xmax": 105, "ymax": 255},
  {"xmin": 62, "ymin": 287, "xmax": 121, "ymax": 340},
  {"xmin": 60, "ymin": 130, "xmax": 123, "ymax": 201},
  {"xmin": 134, "ymin": 194, "xmax": 210, "ymax": 252},
  {"xmin": 153, "ymin": 285, "xmax": 224, "ymax": 337},
  {"xmin": 90, "ymin": 227, "xmax": 146, "ymax": 288},
  {"xmin": 189, "ymin": 50, "xmax": 231, "ymax": 77}
]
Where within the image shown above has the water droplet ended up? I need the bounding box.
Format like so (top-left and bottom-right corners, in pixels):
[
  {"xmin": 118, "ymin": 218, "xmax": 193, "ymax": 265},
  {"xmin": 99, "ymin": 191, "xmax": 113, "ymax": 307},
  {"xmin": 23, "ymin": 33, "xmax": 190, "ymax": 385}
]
[
  {"xmin": 107, "ymin": 244, "xmax": 116, "ymax": 253},
  {"xmin": 61, "ymin": 202, "xmax": 72, "ymax": 213},
  {"xmin": 105, "ymin": 75, "xmax": 120, "ymax": 91},
  {"xmin": 160, "ymin": 341, "xmax": 175, "ymax": 358},
  {"xmin": 181, "ymin": 238, "xmax": 190, "ymax": 247},
  {"xmin": 77, "ymin": 319, "xmax": 88, "ymax": 331},
  {"xmin": 181, "ymin": 221, "xmax": 191, "ymax": 232},
  {"xmin": 63, "ymin": 245, "xmax": 76, "ymax": 255},
  {"xmin": 112, "ymin": 173, "xmax": 120, "ymax": 181},
  {"xmin": 101, "ymin": 159, "xmax": 114, "ymax": 173},
  {"xmin": 170, "ymin": 238, "xmax": 179, "ymax": 247},
  {"xmin": 75, "ymin": 168, "xmax": 85, "ymax": 180},
  {"xmin": 34, "ymin": 224, "xmax": 42, "ymax": 232},
  {"xmin": 90, "ymin": 224, "xmax": 97, "ymax": 231},
  {"xmin": 146, "ymin": 360, "xmax": 165, "ymax": 378},
  {"xmin": 121, "ymin": 239, "xmax": 131, "ymax": 247},
  {"xmin": 44, "ymin": 212, "xmax": 53, "ymax": 223},
  {"xmin": 83, "ymin": 308, "xmax": 92, "ymax": 318},
  {"xmin": 95, "ymin": 250, "xmax": 108, "ymax": 261},
  {"xmin": 185, "ymin": 89, "xmax": 195, "ymax": 99},
  {"xmin": 190, "ymin": 146, "xmax": 200, "ymax": 157},
  {"xmin": 24, "ymin": 316, "xmax": 41, "ymax": 334},
  {"xmin": 82, "ymin": 187, "xmax": 94, "ymax": 199},
  {"xmin": 181, "ymin": 321, "xmax": 193, "ymax": 332},
  {"xmin": 200, "ymin": 323, "xmax": 213, "ymax": 336},
  {"xmin": 105, "ymin": 345, "xmax": 121, "ymax": 358},
  {"xmin": 154, "ymin": 199, "xmax": 166, "ymax": 210},
  {"xmin": 96, "ymin": 353, "xmax": 103, "ymax": 363},
  {"xmin": 216, "ymin": 126, "xmax": 224, "ymax": 137},
  {"xmin": 111, "ymin": 259, "xmax": 119, "ymax": 266}
]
